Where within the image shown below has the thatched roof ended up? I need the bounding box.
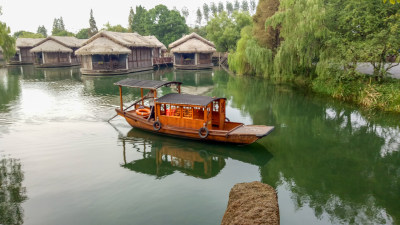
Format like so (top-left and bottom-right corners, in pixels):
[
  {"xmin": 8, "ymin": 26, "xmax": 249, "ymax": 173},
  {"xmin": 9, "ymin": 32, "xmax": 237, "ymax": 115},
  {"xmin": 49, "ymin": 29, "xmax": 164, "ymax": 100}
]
[
  {"xmin": 30, "ymin": 40, "xmax": 73, "ymax": 53},
  {"xmin": 16, "ymin": 38, "xmax": 45, "ymax": 48},
  {"xmin": 144, "ymin": 36, "xmax": 167, "ymax": 50},
  {"xmin": 169, "ymin": 33, "xmax": 216, "ymax": 53},
  {"xmin": 75, "ymin": 37, "xmax": 131, "ymax": 55},
  {"xmin": 83, "ymin": 31, "xmax": 156, "ymax": 48},
  {"xmin": 34, "ymin": 36, "xmax": 84, "ymax": 48}
]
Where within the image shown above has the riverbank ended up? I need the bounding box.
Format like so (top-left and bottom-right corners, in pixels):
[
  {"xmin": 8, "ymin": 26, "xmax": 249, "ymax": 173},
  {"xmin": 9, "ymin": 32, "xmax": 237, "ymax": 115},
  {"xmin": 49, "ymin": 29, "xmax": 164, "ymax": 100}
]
[{"xmin": 310, "ymin": 75, "xmax": 400, "ymax": 113}]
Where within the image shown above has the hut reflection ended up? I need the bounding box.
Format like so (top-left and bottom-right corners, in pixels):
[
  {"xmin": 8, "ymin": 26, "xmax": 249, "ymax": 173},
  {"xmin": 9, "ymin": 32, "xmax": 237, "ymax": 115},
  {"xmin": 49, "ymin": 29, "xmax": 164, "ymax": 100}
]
[{"xmin": 119, "ymin": 129, "xmax": 272, "ymax": 179}]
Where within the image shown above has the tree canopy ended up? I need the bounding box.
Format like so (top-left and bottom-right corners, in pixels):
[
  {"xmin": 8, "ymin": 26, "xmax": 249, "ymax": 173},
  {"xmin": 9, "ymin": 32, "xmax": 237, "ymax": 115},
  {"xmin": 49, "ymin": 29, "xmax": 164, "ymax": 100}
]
[
  {"xmin": 102, "ymin": 22, "xmax": 128, "ymax": 33},
  {"xmin": 37, "ymin": 25, "xmax": 47, "ymax": 37},
  {"xmin": 13, "ymin": 31, "xmax": 44, "ymax": 38},
  {"xmin": 206, "ymin": 11, "xmax": 252, "ymax": 52},
  {"xmin": 88, "ymin": 9, "xmax": 98, "ymax": 37},
  {"xmin": 75, "ymin": 28, "xmax": 90, "ymax": 39},
  {"xmin": 0, "ymin": 7, "xmax": 16, "ymax": 60},
  {"xmin": 146, "ymin": 5, "xmax": 189, "ymax": 46}
]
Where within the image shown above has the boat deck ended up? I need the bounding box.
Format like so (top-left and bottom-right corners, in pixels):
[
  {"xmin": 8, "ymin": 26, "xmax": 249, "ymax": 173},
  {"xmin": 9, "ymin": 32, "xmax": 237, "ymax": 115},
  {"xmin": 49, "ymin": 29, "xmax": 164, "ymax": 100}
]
[{"xmin": 230, "ymin": 125, "xmax": 275, "ymax": 137}]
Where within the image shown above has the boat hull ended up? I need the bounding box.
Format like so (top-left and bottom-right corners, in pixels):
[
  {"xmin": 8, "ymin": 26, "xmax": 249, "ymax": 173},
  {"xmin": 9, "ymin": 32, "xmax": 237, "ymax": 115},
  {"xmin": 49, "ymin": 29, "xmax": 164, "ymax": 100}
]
[{"xmin": 116, "ymin": 109, "xmax": 274, "ymax": 145}]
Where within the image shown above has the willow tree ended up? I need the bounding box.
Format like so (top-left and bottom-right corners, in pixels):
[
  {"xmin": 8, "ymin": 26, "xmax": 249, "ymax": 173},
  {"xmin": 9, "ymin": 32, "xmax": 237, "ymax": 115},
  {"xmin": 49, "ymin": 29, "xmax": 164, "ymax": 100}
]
[
  {"xmin": 266, "ymin": 0, "xmax": 326, "ymax": 78},
  {"xmin": 0, "ymin": 7, "xmax": 15, "ymax": 60}
]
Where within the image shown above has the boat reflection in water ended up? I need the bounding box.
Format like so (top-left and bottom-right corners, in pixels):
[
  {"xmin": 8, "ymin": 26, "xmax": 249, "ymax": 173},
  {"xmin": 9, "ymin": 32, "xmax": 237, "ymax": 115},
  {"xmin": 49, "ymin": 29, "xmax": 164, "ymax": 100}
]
[{"xmin": 119, "ymin": 128, "xmax": 272, "ymax": 179}]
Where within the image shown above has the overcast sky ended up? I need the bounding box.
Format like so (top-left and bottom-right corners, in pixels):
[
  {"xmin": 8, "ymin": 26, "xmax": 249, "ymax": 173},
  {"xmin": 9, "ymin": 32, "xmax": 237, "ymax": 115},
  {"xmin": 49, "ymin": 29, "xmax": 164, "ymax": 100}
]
[{"xmin": 0, "ymin": 0, "xmax": 234, "ymax": 34}]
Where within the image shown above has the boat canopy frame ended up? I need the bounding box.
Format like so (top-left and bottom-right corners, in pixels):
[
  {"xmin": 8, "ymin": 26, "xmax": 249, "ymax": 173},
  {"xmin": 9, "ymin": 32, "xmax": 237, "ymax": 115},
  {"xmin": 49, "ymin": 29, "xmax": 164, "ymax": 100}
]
[{"xmin": 114, "ymin": 78, "xmax": 182, "ymax": 90}]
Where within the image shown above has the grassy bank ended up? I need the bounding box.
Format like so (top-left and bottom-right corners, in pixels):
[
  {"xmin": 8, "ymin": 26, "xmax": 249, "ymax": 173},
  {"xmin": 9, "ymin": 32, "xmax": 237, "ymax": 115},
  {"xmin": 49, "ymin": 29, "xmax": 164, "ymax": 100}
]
[{"xmin": 310, "ymin": 75, "xmax": 400, "ymax": 113}]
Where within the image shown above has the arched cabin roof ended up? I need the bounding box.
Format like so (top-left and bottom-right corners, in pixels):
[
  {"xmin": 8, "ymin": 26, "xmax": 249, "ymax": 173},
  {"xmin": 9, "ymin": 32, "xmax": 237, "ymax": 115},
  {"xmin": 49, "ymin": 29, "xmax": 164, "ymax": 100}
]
[
  {"xmin": 114, "ymin": 78, "xmax": 182, "ymax": 90},
  {"xmin": 156, "ymin": 93, "xmax": 225, "ymax": 107}
]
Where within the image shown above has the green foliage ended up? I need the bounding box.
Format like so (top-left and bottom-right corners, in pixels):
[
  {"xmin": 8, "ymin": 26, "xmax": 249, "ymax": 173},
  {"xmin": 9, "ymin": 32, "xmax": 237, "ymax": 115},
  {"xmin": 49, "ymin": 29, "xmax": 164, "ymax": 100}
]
[
  {"xmin": 13, "ymin": 31, "xmax": 44, "ymax": 38},
  {"xmin": 130, "ymin": 5, "xmax": 149, "ymax": 35},
  {"xmin": 234, "ymin": 0, "xmax": 240, "ymax": 11},
  {"xmin": 203, "ymin": 4, "xmax": 210, "ymax": 21},
  {"xmin": 128, "ymin": 7, "xmax": 135, "ymax": 31},
  {"xmin": 252, "ymin": 0, "xmax": 279, "ymax": 49},
  {"xmin": 206, "ymin": 11, "xmax": 252, "ymax": 52},
  {"xmin": 181, "ymin": 6, "xmax": 189, "ymax": 21},
  {"xmin": 319, "ymin": 0, "xmax": 400, "ymax": 79},
  {"xmin": 76, "ymin": 28, "xmax": 89, "ymax": 39},
  {"xmin": 37, "ymin": 25, "xmax": 47, "ymax": 37},
  {"xmin": 228, "ymin": 26, "xmax": 254, "ymax": 75},
  {"xmin": 250, "ymin": 0, "xmax": 256, "ymax": 14},
  {"xmin": 266, "ymin": 0, "xmax": 326, "ymax": 79},
  {"xmin": 189, "ymin": 26, "xmax": 207, "ymax": 38},
  {"xmin": 229, "ymin": 25, "xmax": 274, "ymax": 76},
  {"xmin": 210, "ymin": 2, "xmax": 218, "ymax": 17},
  {"xmin": 196, "ymin": 8, "xmax": 202, "ymax": 26},
  {"xmin": 226, "ymin": 2, "xmax": 234, "ymax": 15},
  {"xmin": 53, "ymin": 30, "xmax": 75, "ymax": 37},
  {"xmin": 312, "ymin": 75, "xmax": 400, "ymax": 112},
  {"xmin": 383, "ymin": 0, "xmax": 400, "ymax": 4},
  {"xmin": 146, "ymin": 5, "xmax": 189, "ymax": 46},
  {"xmin": 217, "ymin": 2, "xmax": 224, "ymax": 13},
  {"xmin": 102, "ymin": 22, "xmax": 128, "ymax": 33},
  {"xmin": 241, "ymin": 0, "xmax": 249, "ymax": 12},
  {"xmin": 51, "ymin": 17, "xmax": 65, "ymax": 36},
  {"xmin": 0, "ymin": 7, "xmax": 16, "ymax": 60},
  {"xmin": 89, "ymin": 9, "xmax": 98, "ymax": 37}
]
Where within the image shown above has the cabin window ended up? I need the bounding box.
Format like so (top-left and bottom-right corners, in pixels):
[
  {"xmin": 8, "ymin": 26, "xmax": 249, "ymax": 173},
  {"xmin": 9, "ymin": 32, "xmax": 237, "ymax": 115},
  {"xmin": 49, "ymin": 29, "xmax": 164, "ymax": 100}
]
[
  {"xmin": 193, "ymin": 107, "xmax": 204, "ymax": 120},
  {"xmin": 159, "ymin": 104, "xmax": 166, "ymax": 116},
  {"xmin": 182, "ymin": 106, "xmax": 193, "ymax": 119},
  {"xmin": 213, "ymin": 101, "xmax": 219, "ymax": 112},
  {"xmin": 165, "ymin": 104, "xmax": 181, "ymax": 117}
]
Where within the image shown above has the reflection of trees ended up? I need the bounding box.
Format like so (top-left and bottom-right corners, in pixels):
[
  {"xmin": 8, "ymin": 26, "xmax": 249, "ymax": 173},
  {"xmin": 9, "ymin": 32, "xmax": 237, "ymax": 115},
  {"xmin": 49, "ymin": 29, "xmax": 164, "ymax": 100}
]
[
  {"xmin": 0, "ymin": 69, "xmax": 21, "ymax": 112},
  {"xmin": 0, "ymin": 157, "xmax": 27, "ymax": 225},
  {"xmin": 212, "ymin": 73, "xmax": 400, "ymax": 224}
]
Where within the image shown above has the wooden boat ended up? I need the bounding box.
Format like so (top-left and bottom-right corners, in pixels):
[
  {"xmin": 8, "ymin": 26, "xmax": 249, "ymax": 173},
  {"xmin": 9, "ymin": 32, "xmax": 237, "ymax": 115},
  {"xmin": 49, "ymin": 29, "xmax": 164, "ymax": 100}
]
[{"xmin": 114, "ymin": 78, "xmax": 274, "ymax": 145}]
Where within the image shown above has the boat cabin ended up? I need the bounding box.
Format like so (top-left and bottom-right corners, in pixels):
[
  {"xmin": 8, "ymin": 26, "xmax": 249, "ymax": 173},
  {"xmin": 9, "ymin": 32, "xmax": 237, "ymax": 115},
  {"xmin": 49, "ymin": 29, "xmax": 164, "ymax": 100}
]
[{"xmin": 114, "ymin": 78, "xmax": 274, "ymax": 144}]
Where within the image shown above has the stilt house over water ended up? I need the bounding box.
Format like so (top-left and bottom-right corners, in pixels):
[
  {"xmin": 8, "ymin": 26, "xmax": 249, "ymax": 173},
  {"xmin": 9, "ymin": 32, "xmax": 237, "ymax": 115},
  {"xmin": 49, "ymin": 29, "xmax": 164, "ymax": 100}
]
[
  {"xmin": 8, "ymin": 38, "xmax": 44, "ymax": 65},
  {"xmin": 30, "ymin": 36, "xmax": 86, "ymax": 68},
  {"xmin": 76, "ymin": 31, "xmax": 164, "ymax": 75},
  {"xmin": 143, "ymin": 35, "xmax": 171, "ymax": 65},
  {"xmin": 168, "ymin": 33, "xmax": 216, "ymax": 70}
]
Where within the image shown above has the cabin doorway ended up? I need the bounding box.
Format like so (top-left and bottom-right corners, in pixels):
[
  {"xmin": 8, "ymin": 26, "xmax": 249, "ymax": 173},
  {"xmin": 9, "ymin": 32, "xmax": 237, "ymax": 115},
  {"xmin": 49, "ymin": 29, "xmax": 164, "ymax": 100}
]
[{"xmin": 175, "ymin": 53, "xmax": 195, "ymax": 65}]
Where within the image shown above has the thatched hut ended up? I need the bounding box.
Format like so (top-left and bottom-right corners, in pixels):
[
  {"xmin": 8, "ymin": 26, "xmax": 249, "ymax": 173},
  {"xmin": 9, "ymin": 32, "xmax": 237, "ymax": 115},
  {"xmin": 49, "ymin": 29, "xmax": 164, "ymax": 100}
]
[
  {"xmin": 168, "ymin": 33, "xmax": 216, "ymax": 70},
  {"xmin": 76, "ymin": 31, "xmax": 157, "ymax": 75},
  {"xmin": 30, "ymin": 36, "xmax": 85, "ymax": 68},
  {"xmin": 8, "ymin": 38, "xmax": 44, "ymax": 65},
  {"xmin": 143, "ymin": 36, "xmax": 171, "ymax": 66}
]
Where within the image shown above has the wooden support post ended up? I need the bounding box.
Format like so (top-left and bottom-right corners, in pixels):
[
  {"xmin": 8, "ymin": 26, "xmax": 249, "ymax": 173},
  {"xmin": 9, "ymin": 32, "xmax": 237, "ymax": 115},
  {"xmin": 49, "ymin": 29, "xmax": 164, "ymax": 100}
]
[
  {"xmin": 119, "ymin": 86, "xmax": 123, "ymax": 111},
  {"xmin": 177, "ymin": 84, "xmax": 181, "ymax": 93},
  {"xmin": 141, "ymin": 88, "xmax": 144, "ymax": 105},
  {"xmin": 219, "ymin": 99, "xmax": 225, "ymax": 129}
]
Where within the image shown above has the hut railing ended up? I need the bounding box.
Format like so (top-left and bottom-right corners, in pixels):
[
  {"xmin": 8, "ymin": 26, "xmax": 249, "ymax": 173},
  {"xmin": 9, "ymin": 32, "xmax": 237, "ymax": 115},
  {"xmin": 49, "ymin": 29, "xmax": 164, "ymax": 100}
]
[
  {"xmin": 177, "ymin": 58, "xmax": 195, "ymax": 65},
  {"xmin": 93, "ymin": 61, "xmax": 127, "ymax": 70},
  {"xmin": 153, "ymin": 57, "xmax": 172, "ymax": 65},
  {"xmin": 199, "ymin": 59, "xmax": 212, "ymax": 64}
]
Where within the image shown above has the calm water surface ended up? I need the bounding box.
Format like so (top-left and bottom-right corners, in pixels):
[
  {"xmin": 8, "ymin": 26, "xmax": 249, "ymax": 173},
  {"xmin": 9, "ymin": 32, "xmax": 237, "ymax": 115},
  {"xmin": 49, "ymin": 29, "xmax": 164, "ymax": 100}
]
[{"xmin": 0, "ymin": 66, "xmax": 399, "ymax": 225}]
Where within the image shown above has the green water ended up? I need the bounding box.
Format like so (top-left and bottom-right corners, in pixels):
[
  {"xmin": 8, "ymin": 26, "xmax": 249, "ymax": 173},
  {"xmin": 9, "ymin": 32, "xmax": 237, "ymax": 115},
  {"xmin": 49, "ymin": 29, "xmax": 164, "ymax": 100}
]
[{"xmin": 0, "ymin": 66, "xmax": 399, "ymax": 225}]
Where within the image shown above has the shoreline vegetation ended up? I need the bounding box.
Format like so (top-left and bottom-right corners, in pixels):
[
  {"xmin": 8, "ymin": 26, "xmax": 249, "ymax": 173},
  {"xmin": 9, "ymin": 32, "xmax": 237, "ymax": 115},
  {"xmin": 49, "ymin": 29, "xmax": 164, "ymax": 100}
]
[{"xmin": 228, "ymin": 0, "xmax": 400, "ymax": 113}]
